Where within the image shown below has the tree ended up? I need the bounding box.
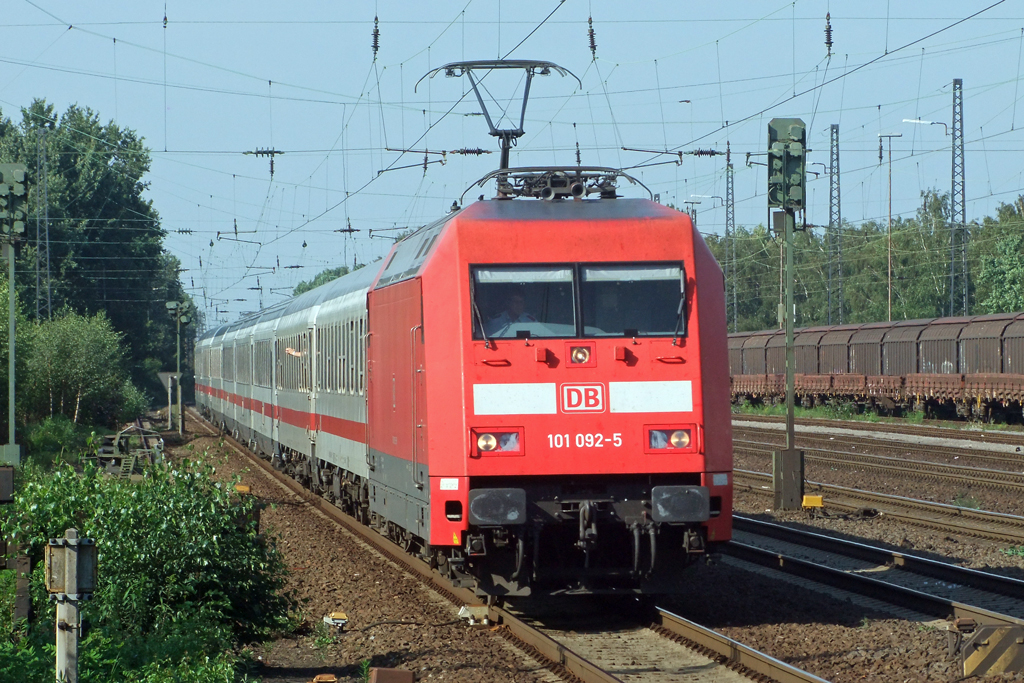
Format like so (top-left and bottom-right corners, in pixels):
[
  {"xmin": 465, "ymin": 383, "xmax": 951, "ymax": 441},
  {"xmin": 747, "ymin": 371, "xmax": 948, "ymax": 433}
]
[
  {"xmin": 293, "ymin": 263, "xmax": 364, "ymax": 295},
  {"xmin": 0, "ymin": 100, "xmax": 192, "ymax": 402},
  {"xmin": 976, "ymin": 232, "xmax": 1024, "ymax": 313},
  {"xmin": 23, "ymin": 309, "xmax": 141, "ymax": 425}
]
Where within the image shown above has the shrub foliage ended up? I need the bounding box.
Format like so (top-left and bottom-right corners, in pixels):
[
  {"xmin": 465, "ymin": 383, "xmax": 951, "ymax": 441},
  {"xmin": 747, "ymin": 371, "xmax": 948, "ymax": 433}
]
[{"xmin": 0, "ymin": 457, "xmax": 293, "ymax": 681}]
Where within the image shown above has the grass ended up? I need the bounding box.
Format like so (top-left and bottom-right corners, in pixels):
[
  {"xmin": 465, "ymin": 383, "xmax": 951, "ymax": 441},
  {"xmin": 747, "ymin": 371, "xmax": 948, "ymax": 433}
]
[
  {"xmin": 311, "ymin": 621, "xmax": 335, "ymax": 650},
  {"xmin": 359, "ymin": 660, "xmax": 372, "ymax": 682},
  {"xmin": 1000, "ymin": 546, "xmax": 1024, "ymax": 557},
  {"xmin": 733, "ymin": 400, "xmax": 888, "ymax": 423},
  {"xmin": 732, "ymin": 399, "xmax": 1024, "ymax": 432},
  {"xmin": 952, "ymin": 492, "xmax": 982, "ymax": 510}
]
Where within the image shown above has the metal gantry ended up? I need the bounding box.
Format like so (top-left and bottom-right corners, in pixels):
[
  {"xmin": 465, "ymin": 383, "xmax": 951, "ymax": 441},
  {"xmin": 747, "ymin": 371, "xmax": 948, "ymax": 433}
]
[
  {"xmin": 828, "ymin": 124, "xmax": 842, "ymax": 325},
  {"xmin": 950, "ymin": 78, "xmax": 968, "ymax": 316}
]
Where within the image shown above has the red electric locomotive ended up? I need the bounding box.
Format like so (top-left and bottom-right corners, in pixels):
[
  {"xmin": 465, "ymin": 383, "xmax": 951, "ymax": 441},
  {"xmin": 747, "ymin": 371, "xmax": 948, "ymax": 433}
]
[
  {"xmin": 196, "ymin": 60, "xmax": 732, "ymax": 597},
  {"xmin": 367, "ymin": 172, "xmax": 732, "ymax": 595}
]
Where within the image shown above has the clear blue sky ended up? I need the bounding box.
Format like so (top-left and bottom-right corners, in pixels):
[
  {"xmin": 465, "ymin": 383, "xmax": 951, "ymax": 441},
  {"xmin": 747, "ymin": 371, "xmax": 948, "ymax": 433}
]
[{"xmin": 2, "ymin": 1, "xmax": 1023, "ymax": 325}]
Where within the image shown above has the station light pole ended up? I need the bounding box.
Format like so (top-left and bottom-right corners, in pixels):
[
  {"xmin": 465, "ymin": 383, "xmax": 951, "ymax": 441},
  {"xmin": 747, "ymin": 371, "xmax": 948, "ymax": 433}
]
[{"xmin": 166, "ymin": 301, "xmax": 192, "ymax": 435}]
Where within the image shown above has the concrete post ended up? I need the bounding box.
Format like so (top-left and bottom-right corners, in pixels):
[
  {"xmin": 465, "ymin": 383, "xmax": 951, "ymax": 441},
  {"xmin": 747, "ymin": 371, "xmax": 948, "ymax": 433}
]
[{"xmin": 55, "ymin": 528, "xmax": 79, "ymax": 683}]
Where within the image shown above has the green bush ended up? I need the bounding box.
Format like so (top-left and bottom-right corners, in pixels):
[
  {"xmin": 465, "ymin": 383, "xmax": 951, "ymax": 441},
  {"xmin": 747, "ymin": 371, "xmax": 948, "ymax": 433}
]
[
  {"xmin": 0, "ymin": 457, "xmax": 293, "ymax": 681},
  {"xmin": 117, "ymin": 380, "xmax": 151, "ymax": 424},
  {"xmin": 24, "ymin": 414, "xmax": 89, "ymax": 462}
]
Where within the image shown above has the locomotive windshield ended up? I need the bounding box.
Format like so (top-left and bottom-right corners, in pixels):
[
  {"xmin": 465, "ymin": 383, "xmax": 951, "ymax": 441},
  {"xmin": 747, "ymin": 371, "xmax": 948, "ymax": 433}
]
[
  {"xmin": 472, "ymin": 266, "xmax": 576, "ymax": 339},
  {"xmin": 471, "ymin": 262, "xmax": 686, "ymax": 340},
  {"xmin": 580, "ymin": 264, "xmax": 683, "ymax": 337}
]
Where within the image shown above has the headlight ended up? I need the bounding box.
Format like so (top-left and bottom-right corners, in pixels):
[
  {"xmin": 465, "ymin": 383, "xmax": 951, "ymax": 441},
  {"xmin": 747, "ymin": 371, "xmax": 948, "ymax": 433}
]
[
  {"xmin": 476, "ymin": 432, "xmax": 521, "ymax": 453},
  {"xmin": 670, "ymin": 430, "xmax": 691, "ymax": 448},
  {"xmin": 570, "ymin": 346, "xmax": 590, "ymax": 364},
  {"xmin": 649, "ymin": 428, "xmax": 693, "ymax": 449}
]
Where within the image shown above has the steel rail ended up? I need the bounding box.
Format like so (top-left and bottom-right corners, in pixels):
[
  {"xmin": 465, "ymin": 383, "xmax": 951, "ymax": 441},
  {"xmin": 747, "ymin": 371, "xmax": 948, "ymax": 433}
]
[
  {"xmin": 187, "ymin": 408, "xmax": 825, "ymax": 683},
  {"xmin": 734, "ymin": 413, "xmax": 1024, "ymax": 448},
  {"xmin": 732, "ymin": 426, "xmax": 1024, "ymax": 468},
  {"xmin": 723, "ymin": 541, "xmax": 1024, "ymax": 628},
  {"xmin": 651, "ymin": 609, "xmax": 831, "ymax": 683},
  {"xmin": 734, "ymin": 516, "xmax": 1024, "ymax": 599},
  {"xmin": 734, "ymin": 469, "xmax": 1024, "ymax": 544},
  {"xmin": 733, "ymin": 442, "xmax": 1024, "ymax": 492}
]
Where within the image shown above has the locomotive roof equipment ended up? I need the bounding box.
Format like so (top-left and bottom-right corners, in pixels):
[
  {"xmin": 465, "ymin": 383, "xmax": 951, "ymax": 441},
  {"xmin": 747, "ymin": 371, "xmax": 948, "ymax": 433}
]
[
  {"xmin": 461, "ymin": 166, "xmax": 652, "ymax": 202},
  {"xmin": 417, "ymin": 60, "xmax": 581, "ymax": 173}
]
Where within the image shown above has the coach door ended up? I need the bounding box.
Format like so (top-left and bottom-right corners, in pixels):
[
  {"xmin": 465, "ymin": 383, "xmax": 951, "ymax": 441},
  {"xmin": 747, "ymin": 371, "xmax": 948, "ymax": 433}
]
[{"xmin": 367, "ymin": 278, "xmax": 428, "ymax": 494}]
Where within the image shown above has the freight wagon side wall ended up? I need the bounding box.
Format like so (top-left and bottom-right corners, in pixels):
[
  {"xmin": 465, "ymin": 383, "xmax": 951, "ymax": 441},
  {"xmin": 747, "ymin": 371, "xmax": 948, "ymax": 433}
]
[
  {"xmin": 1004, "ymin": 319, "xmax": 1024, "ymax": 375},
  {"xmin": 883, "ymin": 325, "xmax": 925, "ymax": 375},
  {"xmin": 919, "ymin": 322, "xmax": 967, "ymax": 374}
]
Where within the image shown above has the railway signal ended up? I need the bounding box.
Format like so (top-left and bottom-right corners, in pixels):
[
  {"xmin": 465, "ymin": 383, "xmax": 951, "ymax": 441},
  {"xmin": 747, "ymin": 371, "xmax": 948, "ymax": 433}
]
[
  {"xmin": 767, "ymin": 119, "xmax": 806, "ymax": 211},
  {"xmin": 767, "ymin": 119, "xmax": 805, "ymax": 511},
  {"xmin": 0, "ymin": 164, "xmax": 27, "ymax": 467}
]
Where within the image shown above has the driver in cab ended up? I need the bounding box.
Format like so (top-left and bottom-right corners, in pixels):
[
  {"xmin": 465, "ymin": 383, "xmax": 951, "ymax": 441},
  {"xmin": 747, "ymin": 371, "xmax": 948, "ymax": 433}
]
[{"xmin": 486, "ymin": 293, "xmax": 536, "ymax": 336}]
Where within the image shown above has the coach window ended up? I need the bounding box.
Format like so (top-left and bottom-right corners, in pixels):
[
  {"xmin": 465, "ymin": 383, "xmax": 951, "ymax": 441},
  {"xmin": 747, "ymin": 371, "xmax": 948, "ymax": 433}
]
[
  {"xmin": 349, "ymin": 320, "xmax": 357, "ymax": 391},
  {"xmin": 472, "ymin": 266, "xmax": 575, "ymax": 339},
  {"xmin": 580, "ymin": 263, "xmax": 685, "ymax": 338}
]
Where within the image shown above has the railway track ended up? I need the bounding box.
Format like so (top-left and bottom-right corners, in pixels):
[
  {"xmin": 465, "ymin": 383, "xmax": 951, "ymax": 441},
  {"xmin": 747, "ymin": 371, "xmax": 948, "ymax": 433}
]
[
  {"xmin": 186, "ymin": 408, "xmax": 825, "ymax": 683},
  {"xmin": 734, "ymin": 469, "xmax": 1024, "ymax": 544},
  {"xmin": 732, "ymin": 424, "xmax": 1024, "ymax": 469},
  {"xmin": 733, "ymin": 441, "xmax": 1024, "ymax": 493},
  {"xmin": 733, "ymin": 516, "xmax": 1024, "ymax": 619},
  {"xmin": 734, "ymin": 412, "xmax": 1024, "ymax": 449},
  {"xmin": 728, "ymin": 516, "xmax": 1024, "ymax": 678}
]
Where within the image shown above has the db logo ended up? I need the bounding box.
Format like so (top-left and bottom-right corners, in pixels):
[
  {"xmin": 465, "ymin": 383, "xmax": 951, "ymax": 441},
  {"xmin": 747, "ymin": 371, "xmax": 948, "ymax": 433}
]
[{"xmin": 561, "ymin": 383, "xmax": 605, "ymax": 413}]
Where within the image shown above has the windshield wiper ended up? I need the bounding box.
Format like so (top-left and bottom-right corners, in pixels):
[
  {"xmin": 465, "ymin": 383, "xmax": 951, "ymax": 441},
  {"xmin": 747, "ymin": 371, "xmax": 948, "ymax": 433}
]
[
  {"xmin": 672, "ymin": 263, "xmax": 688, "ymax": 345},
  {"xmin": 471, "ymin": 288, "xmax": 492, "ymax": 348}
]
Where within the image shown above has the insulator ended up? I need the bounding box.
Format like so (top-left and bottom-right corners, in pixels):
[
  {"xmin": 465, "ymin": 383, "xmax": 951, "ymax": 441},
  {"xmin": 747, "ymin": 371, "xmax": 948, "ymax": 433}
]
[
  {"xmin": 372, "ymin": 16, "xmax": 380, "ymax": 59},
  {"xmin": 588, "ymin": 17, "xmax": 597, "ymax": 59},
  {"xmin": 450, "ymin": 148, "xmax": 489, "ymax": 156},
  {"xmin": 824, "ymin": 13, "xmax": 833, "ymax": 55},
  {"xmin": 692, "ymin": 148, "xmax": 721, "ymax": 157}
]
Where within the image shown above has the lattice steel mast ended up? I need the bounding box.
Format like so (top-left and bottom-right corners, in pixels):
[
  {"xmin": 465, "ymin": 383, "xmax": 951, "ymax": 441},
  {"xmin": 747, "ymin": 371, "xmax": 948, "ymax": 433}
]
[
  {"xmin": 950, "ymin": 78, "xmax": 967, "ymax": 316},
  {"xmin": 725, "ymin": 144, "xmax": 737, "ymax": 332},
  {"xmin": 828, "ymin": 124, "xmax": 842, "ymax": 325},
  {"xmin": 35, "ymin": 130, "xmax": 51, "ymax": 320}
]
